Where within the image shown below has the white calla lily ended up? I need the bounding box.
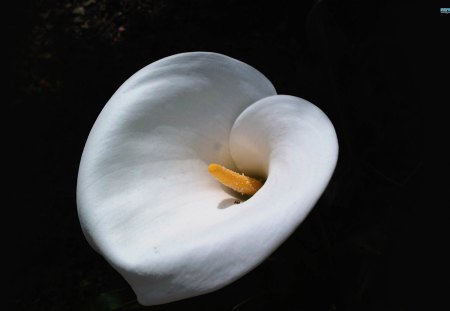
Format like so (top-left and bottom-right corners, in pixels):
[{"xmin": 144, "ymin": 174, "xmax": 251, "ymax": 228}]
[{"xmin": 77, "ymin": 52, "xmax": 338, "ymax": 305}]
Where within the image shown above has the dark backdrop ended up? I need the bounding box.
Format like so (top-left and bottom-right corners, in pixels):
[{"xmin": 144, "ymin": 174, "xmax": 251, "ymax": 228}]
[{"xmin": 8, "ymin": 1, "xmax": 427, "ymax": 310}]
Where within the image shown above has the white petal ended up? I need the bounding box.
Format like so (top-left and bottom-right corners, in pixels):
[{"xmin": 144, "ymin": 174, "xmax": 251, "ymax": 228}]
[
  {"xmin": 230, "ymin": 95, "xmax": 339, "ymax": 262},
  {"xmin": 77, "ymin": 52, "xmax": 276, "ymax": 305}
]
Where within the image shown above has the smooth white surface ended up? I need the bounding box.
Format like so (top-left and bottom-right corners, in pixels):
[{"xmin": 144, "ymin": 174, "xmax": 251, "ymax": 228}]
[{"xmin": 77, "ymin": 52, "xmax": 338, "ymax": 305}]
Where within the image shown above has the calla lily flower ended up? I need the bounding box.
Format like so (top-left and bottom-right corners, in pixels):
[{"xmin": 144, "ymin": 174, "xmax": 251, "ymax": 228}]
[{"xmin": 77, "ymin": 52, "xmax": 338, "ymax": 305}]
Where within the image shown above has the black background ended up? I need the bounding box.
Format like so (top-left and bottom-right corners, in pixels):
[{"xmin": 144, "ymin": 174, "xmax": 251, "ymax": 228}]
[{"xmin": 8, "ymin": 0, "xmax": 430, "ymax": 310}]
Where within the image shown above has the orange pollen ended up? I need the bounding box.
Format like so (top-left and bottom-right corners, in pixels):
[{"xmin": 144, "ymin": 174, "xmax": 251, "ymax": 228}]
[{"xmin": 208, "ymin": 163, "xmax": 263, "ymax": 196}]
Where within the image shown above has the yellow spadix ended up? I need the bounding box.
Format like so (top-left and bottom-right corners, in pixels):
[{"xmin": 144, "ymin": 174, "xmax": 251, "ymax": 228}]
[{"xmin": 208, "ymin": 163, "xmax": 263, "ymax": 196}]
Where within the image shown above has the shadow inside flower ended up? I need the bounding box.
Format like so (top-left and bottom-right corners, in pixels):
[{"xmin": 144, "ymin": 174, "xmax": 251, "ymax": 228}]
[{"xmin": 217, "ymin": 198, "xmax": 242, "ymax": 209}]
